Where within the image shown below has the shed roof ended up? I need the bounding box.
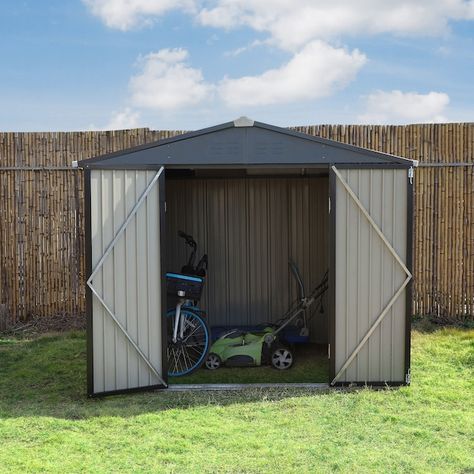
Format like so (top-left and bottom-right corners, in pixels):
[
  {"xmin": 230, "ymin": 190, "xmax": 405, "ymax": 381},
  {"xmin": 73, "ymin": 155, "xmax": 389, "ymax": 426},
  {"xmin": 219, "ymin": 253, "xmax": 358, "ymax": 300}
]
[{"xmin": 78, "ymin": 117, "xmax": 415, "ymax": 169}]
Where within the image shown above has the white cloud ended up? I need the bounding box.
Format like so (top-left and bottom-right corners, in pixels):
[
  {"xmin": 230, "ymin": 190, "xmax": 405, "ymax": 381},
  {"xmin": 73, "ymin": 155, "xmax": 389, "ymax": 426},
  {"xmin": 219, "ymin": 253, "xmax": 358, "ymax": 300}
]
[
  {"xmin": 84, "ymin": 0, "xmax": 474, "ymax": 49},
  {"xmin": 197, "ymin": 0, "xmax": 474, "ymax": 51},
  {"xmin": 83, "ymin": 0, "xmax": 196, "ymax": 30},
  {"xmin": 129, "ymin": 48, "xmax": 213, "ymax": 110},
  {"xmin": 219, "ymin": 41, "xmax": 366, "ymax": 106},
  {"xmin": 87, "ymin": 108, "xmax": 142, "ymax": 130},
  {"xmin": 358, "ymin": 90, "xmax": 450, "ymax": 124},
  {"xmin": 106, "ymin": 107, "xmax": 142, "ymax": 129},
  {"xmin": 224, "ymin": 40, "xmax": 265, "ymax": 57}
]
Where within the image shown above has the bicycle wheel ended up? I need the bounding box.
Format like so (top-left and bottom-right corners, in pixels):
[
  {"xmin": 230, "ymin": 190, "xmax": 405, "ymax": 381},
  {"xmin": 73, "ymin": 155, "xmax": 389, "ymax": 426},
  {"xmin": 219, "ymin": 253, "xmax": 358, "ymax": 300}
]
[{"xmin": 167, "ymin": 308, "xmax": 210, "ymax": 376}]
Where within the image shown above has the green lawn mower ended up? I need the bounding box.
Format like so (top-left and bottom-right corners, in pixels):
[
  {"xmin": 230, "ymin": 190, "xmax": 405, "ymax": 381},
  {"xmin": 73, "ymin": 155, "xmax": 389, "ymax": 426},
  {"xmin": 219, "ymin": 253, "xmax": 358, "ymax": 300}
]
[
  {"xmin": 205, "ymin": 327, "xmax": 292, "ymax": 370},
  {"xmin": 205, "ymin": 263, "xmax": 328, "ymax": 371}
]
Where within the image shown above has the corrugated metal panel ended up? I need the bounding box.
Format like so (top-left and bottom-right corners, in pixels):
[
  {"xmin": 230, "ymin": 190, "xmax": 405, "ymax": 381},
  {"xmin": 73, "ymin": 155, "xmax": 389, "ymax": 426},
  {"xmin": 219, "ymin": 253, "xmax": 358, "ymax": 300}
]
[
  {"xmin": 334, "ymin": 168, "xmax": 407, "ymax": 382},
  {"xmin": 90, "ymin": 169, "xmax": 163, "ymax": 393},
  {"xmin": 166, "ymin": 177, "xmax": 329, "ymax": 343}
]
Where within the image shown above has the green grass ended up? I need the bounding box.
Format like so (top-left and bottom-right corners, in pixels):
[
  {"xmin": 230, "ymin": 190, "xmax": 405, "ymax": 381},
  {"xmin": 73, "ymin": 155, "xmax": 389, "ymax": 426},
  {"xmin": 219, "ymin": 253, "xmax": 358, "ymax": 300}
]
[
  {"xmin": 0, "ymin": 325, "xmax": 473, "ymax": 473},
  {"xmin": 170, "ymin": 344, "xmax": 328, "ymax": 384}
]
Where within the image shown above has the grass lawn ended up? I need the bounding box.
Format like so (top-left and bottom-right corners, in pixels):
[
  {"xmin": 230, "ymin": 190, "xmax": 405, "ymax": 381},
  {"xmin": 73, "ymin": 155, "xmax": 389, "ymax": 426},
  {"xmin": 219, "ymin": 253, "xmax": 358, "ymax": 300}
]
[{"xmin": 0, "ymin": 323, "xmax": 473, "ymax": 473}]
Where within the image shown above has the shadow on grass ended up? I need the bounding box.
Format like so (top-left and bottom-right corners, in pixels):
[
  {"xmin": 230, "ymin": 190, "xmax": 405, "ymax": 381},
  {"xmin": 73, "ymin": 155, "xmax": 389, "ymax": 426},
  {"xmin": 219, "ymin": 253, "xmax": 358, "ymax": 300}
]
[{"xmin": 0, "ymin": 332, "xmax": 336, "ymax": 421}]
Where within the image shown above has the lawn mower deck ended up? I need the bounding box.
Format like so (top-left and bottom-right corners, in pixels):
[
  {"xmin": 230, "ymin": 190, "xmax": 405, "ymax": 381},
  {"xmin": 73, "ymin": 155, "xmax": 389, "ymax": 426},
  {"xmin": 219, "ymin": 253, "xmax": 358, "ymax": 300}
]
[{"xmin": 205, "ymin": 327, "xmax": 294, "ymax": 371}]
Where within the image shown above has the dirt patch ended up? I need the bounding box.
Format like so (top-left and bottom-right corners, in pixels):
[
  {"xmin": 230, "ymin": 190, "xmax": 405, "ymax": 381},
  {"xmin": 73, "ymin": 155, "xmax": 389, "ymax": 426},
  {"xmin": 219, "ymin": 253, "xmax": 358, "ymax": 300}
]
[{"xmin": 0, "ymin": 312, "xmax": 86, "ymax": 337}]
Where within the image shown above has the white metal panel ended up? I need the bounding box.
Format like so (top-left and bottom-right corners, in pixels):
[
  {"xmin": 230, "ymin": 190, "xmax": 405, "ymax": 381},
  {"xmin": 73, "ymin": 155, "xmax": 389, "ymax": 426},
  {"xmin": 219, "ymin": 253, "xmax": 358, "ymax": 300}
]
[
  {"xmin": 90, "ymin": 169, "xmax": 164, "ymax": 394},
  {"xmin": 333, "ymin": 168, "xmax": 409, "ymax": 383}
]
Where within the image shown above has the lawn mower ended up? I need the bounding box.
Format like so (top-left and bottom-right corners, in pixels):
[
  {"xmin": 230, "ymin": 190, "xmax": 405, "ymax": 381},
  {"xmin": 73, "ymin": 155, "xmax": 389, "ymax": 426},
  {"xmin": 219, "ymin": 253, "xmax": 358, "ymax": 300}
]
[{"xmin": 205, "ymin": 263, "xmax": 328, "ymax": 371}]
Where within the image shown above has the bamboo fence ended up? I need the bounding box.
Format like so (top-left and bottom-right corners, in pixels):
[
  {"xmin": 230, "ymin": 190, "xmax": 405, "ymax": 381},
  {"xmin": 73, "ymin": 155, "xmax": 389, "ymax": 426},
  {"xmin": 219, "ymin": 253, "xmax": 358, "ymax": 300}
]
[{"xmin": 0, "ymin": 124, "xmax": 472, "ymax": 326}]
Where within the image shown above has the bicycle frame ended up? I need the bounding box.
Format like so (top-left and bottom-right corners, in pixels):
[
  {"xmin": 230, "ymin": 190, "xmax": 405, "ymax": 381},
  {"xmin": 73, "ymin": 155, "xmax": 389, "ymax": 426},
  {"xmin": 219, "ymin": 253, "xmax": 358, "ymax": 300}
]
[
  {"xmin": 172, "ymin": 299, "xmax": 183, "ymax": 343},
  {"xmin": 171, "ymin": 298, "xmax": 198, "ymax": 343}
]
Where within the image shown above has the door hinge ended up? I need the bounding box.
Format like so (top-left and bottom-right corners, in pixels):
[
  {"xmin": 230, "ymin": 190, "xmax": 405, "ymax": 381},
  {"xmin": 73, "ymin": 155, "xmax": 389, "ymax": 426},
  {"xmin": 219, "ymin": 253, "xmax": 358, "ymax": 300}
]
[
  {"xmin": 408, "ymin": 167, "xmax": 414, "ymax": 184},
  {"xmin": 405, "ymin": 369, "xmax": 411, "ymax": 384},
  {"xmin": 164, "ymin": 201, "xmax": 167, "ymax": 212},
  {"xmin": 328, "ymin": 197, "xmax": 331, "ymax": 214},
  {"xmin": 328, "ymin": 343, "xmax": 330, "ymax": 359}
]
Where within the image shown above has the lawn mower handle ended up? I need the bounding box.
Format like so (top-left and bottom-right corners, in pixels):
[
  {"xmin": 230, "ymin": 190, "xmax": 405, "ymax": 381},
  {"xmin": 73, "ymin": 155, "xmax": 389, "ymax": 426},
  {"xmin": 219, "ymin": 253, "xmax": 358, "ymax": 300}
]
[{"xmin": 289, "ymin": 259, "xmax": 306, "ymax": 301}]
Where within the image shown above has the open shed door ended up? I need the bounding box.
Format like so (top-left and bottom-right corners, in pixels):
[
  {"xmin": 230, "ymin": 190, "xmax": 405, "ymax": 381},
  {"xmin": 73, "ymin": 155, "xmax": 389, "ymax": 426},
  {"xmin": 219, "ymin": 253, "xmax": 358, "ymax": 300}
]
[
  {"xmin": 86, "ymin": 168, "xmax": 167, "ymax": 396},
  {"xmin": 330, "ymin": 166, "xmax": 412, "ymax": 385}
]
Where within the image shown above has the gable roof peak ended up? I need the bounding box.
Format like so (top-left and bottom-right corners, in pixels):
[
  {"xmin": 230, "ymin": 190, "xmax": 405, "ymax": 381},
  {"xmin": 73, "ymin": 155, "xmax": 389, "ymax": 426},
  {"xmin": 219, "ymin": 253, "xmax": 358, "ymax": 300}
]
[{"xmin": 233, "ymin": 116, "xmax": 254, "ymax": 127}]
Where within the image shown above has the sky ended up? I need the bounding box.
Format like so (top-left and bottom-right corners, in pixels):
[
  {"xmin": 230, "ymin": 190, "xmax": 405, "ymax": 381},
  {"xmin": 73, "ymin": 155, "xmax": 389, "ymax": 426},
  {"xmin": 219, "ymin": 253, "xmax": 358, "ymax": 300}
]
[{"xmin": 0, "ymin": 0, "xmax": 473, "ymax": 131}]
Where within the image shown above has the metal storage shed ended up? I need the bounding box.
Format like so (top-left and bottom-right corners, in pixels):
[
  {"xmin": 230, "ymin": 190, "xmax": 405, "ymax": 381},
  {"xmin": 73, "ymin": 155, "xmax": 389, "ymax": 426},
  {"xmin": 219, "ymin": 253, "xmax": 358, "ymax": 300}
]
[{"xmin": 78, "ymin": 117, "xmax": 416, "ymax": 396}]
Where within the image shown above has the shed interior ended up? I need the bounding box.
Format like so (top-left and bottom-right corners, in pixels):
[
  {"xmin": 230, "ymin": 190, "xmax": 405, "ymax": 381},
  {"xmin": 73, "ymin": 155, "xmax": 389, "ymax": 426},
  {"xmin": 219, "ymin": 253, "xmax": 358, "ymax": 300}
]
[{"xmin": 165, "ymin": 167, "xmax": 330, "ymax": 383}]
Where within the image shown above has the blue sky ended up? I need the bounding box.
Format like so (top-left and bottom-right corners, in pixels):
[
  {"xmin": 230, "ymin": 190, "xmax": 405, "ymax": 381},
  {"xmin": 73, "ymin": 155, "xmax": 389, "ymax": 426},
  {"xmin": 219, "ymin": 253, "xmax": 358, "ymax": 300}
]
[{"xmin": 0, "ymin": 0, "xmax": 473, "ymax": 131}]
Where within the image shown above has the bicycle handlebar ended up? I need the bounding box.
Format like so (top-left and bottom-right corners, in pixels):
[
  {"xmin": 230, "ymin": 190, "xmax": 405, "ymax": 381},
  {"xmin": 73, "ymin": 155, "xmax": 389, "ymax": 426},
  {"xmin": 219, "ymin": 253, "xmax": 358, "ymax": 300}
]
[
  {"xmin": 178, "ymin": 230, "xmax": 196, "ymax": 249},
  {"xmin": 178, "ymin": 230, "xmax": 208, "ymax": 276}
]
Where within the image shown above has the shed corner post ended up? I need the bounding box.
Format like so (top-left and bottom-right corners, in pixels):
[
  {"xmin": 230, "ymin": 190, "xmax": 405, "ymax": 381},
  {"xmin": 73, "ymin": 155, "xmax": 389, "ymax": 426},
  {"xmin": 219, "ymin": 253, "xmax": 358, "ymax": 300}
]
[
  {"xmin": 159, "ymin": 168, "xmax": 169, "ymax": 386},
  {"xmin": 328, "ymin": 165, "xmax": 337, "ymax": 384},
  {"xmin": 83, "ymin": 168, "xmax": 94, "ymax": 397},
  {"xmin": 405, "ymin": 167, "xmax": 414, "ymax": 385}
]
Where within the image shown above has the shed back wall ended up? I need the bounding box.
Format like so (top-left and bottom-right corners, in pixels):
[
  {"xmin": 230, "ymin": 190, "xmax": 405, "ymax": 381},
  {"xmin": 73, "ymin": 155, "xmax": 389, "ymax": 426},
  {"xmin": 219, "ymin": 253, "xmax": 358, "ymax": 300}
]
[{"xmin": 166, "ymin": 176, "xmax": 329, "ymax": 343}]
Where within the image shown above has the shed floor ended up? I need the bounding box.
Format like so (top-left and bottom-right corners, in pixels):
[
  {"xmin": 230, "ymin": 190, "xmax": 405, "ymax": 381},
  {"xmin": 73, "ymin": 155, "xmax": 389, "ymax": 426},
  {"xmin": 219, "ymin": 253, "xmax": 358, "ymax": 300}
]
[{"xmin": 169, "ymin": 344, "xmax": 328, "ymax": 384}]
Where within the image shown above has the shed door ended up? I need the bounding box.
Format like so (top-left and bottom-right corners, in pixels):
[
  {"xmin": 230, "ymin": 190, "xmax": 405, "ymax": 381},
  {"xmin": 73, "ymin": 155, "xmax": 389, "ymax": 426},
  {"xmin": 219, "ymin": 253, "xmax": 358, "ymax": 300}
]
[
  {"xmin": 330, "ymin": 166, "xmax": 412, "ymax": 385},
  {"xmin": 87, "ymin": 168, "xmax": 167, "ymax": 395}
]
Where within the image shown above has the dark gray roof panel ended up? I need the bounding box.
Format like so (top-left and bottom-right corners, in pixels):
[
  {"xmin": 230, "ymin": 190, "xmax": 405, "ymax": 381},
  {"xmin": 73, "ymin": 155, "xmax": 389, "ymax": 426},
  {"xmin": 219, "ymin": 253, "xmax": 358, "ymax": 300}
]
[{"xmin": 78, "ymin": 119, "xmax": 414, "ymax": 168}]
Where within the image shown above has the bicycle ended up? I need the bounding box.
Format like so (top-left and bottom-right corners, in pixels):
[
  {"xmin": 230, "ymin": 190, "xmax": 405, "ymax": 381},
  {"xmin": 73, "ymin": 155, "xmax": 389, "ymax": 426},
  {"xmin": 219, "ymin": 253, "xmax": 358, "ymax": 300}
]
[{"xmin": 166, "ymin": 231, "xmax": 210, "ymax": 377}]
